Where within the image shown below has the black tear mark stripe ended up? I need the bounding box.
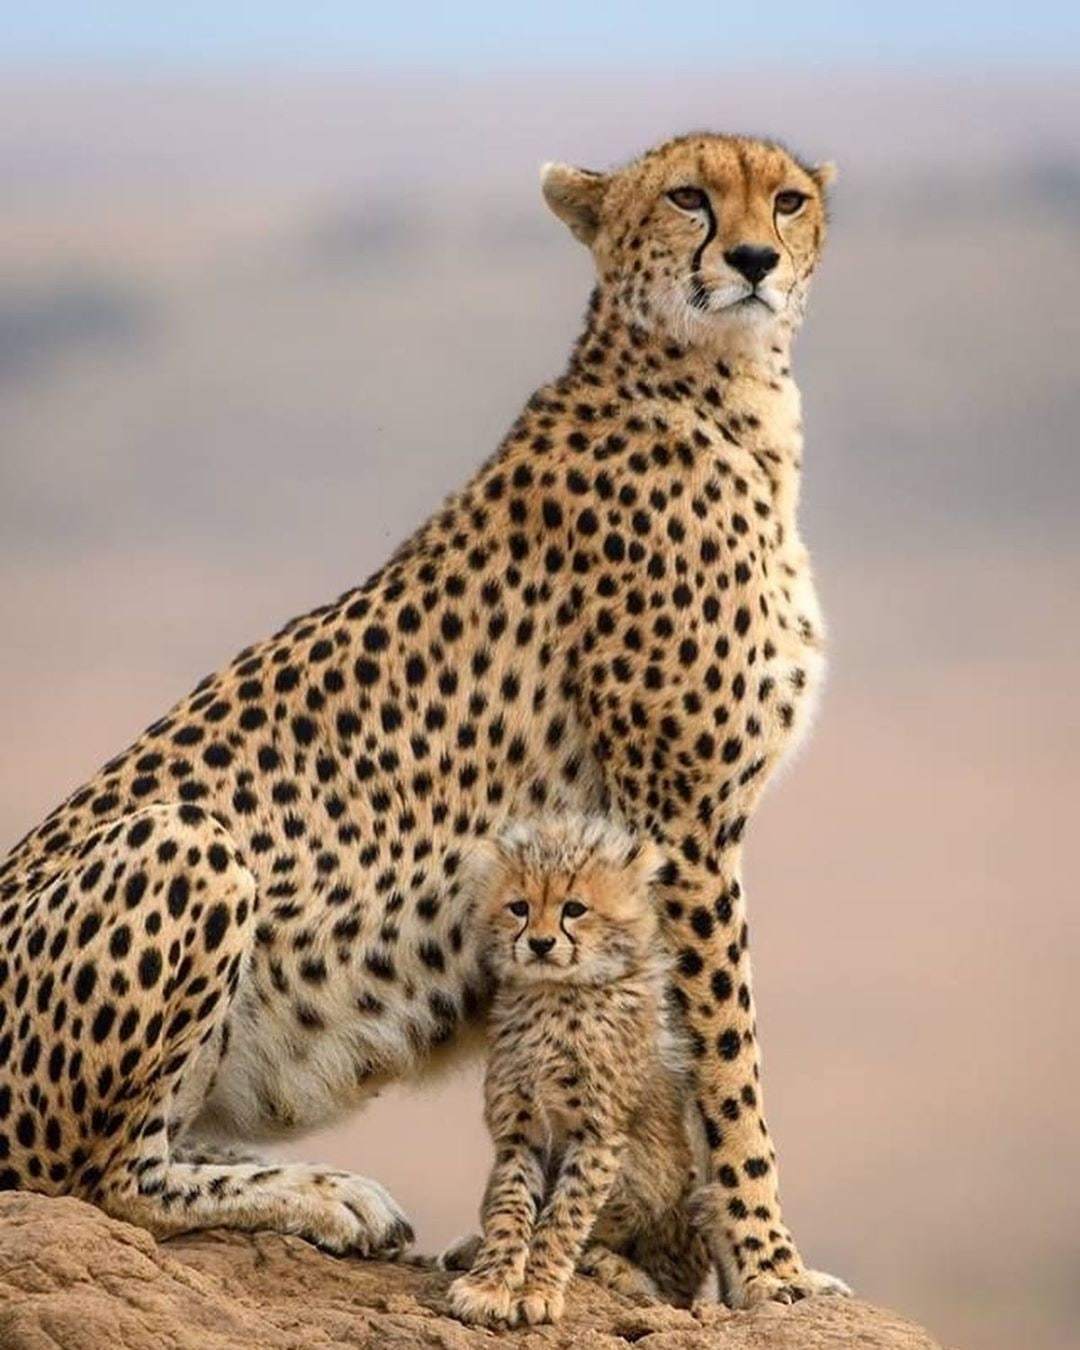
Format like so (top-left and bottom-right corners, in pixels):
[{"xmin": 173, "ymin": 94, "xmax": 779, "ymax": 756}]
[
  {"xmin": 558, "ymin": 866, "xmax": 580, "ymax": 940},
  {"xmin": 691, "ymin": 193, "xmax": 718, "ymax": 276},
  {"xmin": 773, "ymin": 206, "xmax": 798, "ymax": 306},
  {"xmin": 690, "ymin": 193, "xmax": 718, "ymax": 310}
]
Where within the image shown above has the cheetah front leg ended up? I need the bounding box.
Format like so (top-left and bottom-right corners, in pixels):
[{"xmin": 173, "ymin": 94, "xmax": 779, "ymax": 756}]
[
  {"xmin": 577, "ymin": 617, "xmax": 849, "ymax": 1307},
  {"xmin": 660, "ymin": 852, "xmax": 850, "ymax": 1307},
  {"xmin": 516, "ymin": 1137, "xmax": 626, "ymax": 1325},
  {"xmin": 448, "ymin": 1142, "xmax": 546, "ymax": 1325}
]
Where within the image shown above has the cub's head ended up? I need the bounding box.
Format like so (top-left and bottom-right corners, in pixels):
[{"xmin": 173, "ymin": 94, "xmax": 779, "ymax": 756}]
[
  {"xmin": 541, "ymin": 132, "xmax": 835, "ymax": 342},
  {"xmin": 470, "ymin": 816, "xmax": 665, "ymax": 986}
]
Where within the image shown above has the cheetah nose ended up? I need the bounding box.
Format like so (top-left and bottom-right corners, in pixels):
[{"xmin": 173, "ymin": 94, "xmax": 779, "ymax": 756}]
[
  {"xmin": 723, "ymin": 245, "xmax": 780, "ymax": 285},
  {"xmin": 528, "ymin": 936, "xmax": 556, "ymax": 958}
]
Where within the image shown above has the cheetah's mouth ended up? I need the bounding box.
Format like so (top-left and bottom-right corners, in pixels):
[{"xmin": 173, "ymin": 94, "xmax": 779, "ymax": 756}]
[
  {"xmin": 688, "ymin": 280, "xmax": 778, "ymax": 316},
  {"xmin": 518, "ymin": 951, "xmax": 572, "ymax": 977},
  {"xmin": 729, "ymin": 287, "xmax": 778, "ymax": 315}
]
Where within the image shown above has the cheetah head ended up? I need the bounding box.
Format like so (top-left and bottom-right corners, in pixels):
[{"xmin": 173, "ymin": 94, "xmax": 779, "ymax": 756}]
[
  {"xmin": 541, "ymin": 133, "xmax": 835, "ymax": 345},
  {"xmin": 470, "ymin": 816, "xmax": 666, "ymax": 986}
]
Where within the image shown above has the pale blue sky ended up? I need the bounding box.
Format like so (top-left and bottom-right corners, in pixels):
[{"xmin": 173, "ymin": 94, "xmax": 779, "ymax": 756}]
[{"xmin": 3, "ymin": 0, "xmax": 1078, "ymax": 68}]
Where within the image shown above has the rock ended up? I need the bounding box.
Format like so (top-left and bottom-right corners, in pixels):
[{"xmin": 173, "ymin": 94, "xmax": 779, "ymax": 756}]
[{"xmin": 0, "ymin": 1193, "xmax": 946, "ymax": 1349}]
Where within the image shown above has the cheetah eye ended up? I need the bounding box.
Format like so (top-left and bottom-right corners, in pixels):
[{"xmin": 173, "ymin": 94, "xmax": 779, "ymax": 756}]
[
  {"xmin": 507, "ymin": 899, "xmax": 529, "ymax": 918},
  {"xmin": 667, "ymin": 186, "xmax": 708, "ymax": 212},
  {"xmin": 774, "ymin": 190, "xmax": 807, "ymax": 216},
  {"xmin": 562, "ymin": 900, "xmax": 587, "ymax": 919}
]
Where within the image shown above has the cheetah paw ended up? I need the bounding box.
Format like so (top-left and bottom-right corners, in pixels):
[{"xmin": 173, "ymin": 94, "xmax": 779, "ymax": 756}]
[
  {"xmin": 600, "ymin": 1267, "xmax": 659, "ymax": 1302},
  {"xmin": 516, "ymin": 1284, "xmax": 566, "ymax": 1325},
  {"xmin": 448, "ymin": 1271, "xmax": 519, "ymax": 1325},
  {"xmin": 282, "ymin": 1170, "xmax": 414, "ymax": 1258},
  {"xmin": 437, "ymin": 1230, "xmax": 483, "ymax": 1271},
  {"xmin": 578, "ymin": 1249, "xmax": 659, "ymax": 1301},
  {"xmin": 735, "ymin": 1267, "xmax": 852, "ymax": 1308}
]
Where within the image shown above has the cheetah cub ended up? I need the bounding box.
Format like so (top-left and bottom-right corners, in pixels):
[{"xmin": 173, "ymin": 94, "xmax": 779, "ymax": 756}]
[{"xmin": 448, "ymin": 816, "xmax": 711, "ymax": 1327}]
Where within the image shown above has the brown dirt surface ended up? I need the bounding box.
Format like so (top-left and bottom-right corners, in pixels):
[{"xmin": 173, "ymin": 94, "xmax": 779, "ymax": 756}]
[{"xmin": 0, "ymin": 1193, "xmax": 949, "ymax": 1349}]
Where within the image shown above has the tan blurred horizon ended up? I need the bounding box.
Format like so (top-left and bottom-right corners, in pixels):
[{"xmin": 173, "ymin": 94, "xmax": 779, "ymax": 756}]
[{"xmin": 2, "ymin": 69, "xmax": 1078, "ymax": 1350}]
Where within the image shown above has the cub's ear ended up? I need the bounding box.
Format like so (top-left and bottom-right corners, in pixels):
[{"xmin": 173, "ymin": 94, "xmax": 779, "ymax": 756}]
[
  {"xmin": 810, "ymin": 161, "xmax": 838, "ymax": 192},
  {"xmin": 540, "ymin": 162, "xmax": 608, "ymax": 245},
  {"xmin": 462, "ymin": 836, "xmax": 506, "ymax": 898},
  {"xmin": 624, "ymin": 835, "xmax": 667, "ymax": 890}
]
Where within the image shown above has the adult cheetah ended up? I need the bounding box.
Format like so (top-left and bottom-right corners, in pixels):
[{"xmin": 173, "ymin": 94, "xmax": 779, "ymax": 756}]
[{"xmin": 0, "ymin": 132, "xmax": 847, "ymax": 1307}]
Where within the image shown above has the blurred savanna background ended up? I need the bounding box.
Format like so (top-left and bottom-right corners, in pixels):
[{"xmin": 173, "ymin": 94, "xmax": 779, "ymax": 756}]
[{"xmin": 2, "ymin": 5, "xmax": 1078, "ymax": 1347}]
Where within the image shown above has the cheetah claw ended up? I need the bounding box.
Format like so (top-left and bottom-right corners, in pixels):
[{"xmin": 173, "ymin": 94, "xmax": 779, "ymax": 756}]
[{"xmin": 735, "ymin": 1268, "xmax": 853, "ymax": 1308}]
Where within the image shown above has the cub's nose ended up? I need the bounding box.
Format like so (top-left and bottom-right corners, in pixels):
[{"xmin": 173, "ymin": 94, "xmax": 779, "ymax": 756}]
[
  {"xmin": 723, "ymin": 245, "xmax": 780, "ymax": 285},
  {"xmin": 528, "ymin": 936, "xmax": 556, "ymax": 957}
]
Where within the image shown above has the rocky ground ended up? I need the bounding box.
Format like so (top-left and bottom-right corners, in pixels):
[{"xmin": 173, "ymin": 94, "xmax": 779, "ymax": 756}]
[{"xmin": 0, "ymin": 1193, "xmax": 948, "ymax": 1349}]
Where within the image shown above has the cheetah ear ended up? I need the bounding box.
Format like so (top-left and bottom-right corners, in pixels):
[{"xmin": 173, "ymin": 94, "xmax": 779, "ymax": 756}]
[
  {"xmin": 465, "ymin": 835, "xmax": 498, "ymax": 875},
  {"xmin": 624, "ymin": 836, "xmax": 667, "ymax": 890},
  {"xmin": 464, "ymin": 835, "xmax": 512, "ymax": 899},
  {"xmin": 810, "ymin": 161, "xmax": 838, "ymax": 192},
  {"xmin": 540, "ymin": 162, "xmax": 608, "ymax": 246}
]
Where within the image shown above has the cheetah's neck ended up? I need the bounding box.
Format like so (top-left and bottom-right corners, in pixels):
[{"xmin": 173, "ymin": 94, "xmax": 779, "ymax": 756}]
[{"xmin": 556, "ymin": 285, "xmax": 806, "ymax": 521}]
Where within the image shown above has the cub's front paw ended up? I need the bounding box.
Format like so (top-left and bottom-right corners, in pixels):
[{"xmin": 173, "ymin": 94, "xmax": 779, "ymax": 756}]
[
  {"xmin": 448, "ymin": 1271, "xmax": 518, "ymax": 1325},
  {"xmin": 736, "ymin": 1267, "xmax": 853, "ymax": 1309},
  {"xmin": 516, "ymin": 1284, "xmax": 566, "ymax": 1325}
]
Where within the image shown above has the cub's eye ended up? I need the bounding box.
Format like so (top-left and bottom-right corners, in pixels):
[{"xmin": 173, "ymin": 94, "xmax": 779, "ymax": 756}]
[
  {"xmin": 507, "ymin": 899, "xmax": 529, "ymax": 918},
  {"xmin": 775, "ymin": 190, "xmax": 808, "ymax": 215},
  {"xmin": 667, "ymin": 186, "xmax": 708, "ymax": 212},
  {"xmin": 562, "ymin": 900, "xmax": 587, "ymax": 919}
]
